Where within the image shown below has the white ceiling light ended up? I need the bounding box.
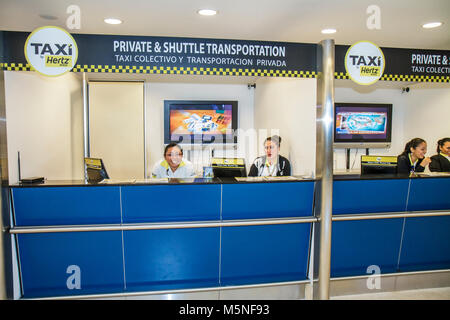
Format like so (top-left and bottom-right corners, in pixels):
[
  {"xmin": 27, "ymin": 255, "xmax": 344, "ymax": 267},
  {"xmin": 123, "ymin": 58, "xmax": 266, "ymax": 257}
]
[
  {"xmin": 422, "ymin": 22, "xmax": 442, "ymax": 29},
  {"xmin": 321, "ymin": 28, "xmax": 337, "ymax": 34},
  {"xmin": 104, "ymin": 18, "xmax": 122, "ymax": 25},
  {"xmin": 198, "ymin": 9, "xmax": 217, "ymax": 16}
]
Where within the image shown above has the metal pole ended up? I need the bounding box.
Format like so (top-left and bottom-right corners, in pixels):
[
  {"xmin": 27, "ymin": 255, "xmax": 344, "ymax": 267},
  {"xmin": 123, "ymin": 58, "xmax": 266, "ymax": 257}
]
[
  {"xmin": 315, "ymin": 39, "xmax": 335, "ymax": 300},
  {"xmin": 82, "ymin": 73, "xmax": 90, "ymax": 158}
]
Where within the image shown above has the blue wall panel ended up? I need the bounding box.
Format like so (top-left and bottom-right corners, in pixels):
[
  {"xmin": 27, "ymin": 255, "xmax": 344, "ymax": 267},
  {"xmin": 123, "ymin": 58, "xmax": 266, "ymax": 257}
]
[
  {"xmin": 407, "ymin": 178, "xmax": 450, "ymax": 211},
  {"xmin": 12, "ymin": 187, "xmax": 121, "ymax": 226},
  {"xmin": 221, "ymin": 224, "xmax": 310, "ymax": 285},
  {"xmin": 331, "ymin": 219, "xmax": 403, "ymax": 277},
  {"xmin": 399, "ymin": 216, "xmax": 450, "ymax": 272},
  {"xmin": 122, "ymin": 185, "xmax": 221, "ymax": 223},
  {"xmin": 123, "ymin": 228, "xmax": 219, "ymax": 292},
  {"xmin": 18, "ymin": 231, "xmax": 124, "ymax": 298},
  {"xmin": 333, "ymin": 179, "xmax": 409, "ymax": 214},
  {"xmin": 222, "ymin": 182, "xmax": 314, "ymax": 219}
]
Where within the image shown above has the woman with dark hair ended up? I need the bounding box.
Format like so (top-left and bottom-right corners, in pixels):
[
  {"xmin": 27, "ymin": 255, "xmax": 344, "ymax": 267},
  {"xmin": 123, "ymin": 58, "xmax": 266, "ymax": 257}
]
[
  {"xmin": 248, "ymin": 135, "xmax": 291, "ymax": 176},
  {"xmin": 397, "ymin": 138, "xmax": 432, "ymax": 174},
  {"xmin": 151, "ymin": 143, "xmax": 196, "ymax": 178},
  {"xmin": 429, "ymin": 137, "xmax": 450, "ymax": 172}
]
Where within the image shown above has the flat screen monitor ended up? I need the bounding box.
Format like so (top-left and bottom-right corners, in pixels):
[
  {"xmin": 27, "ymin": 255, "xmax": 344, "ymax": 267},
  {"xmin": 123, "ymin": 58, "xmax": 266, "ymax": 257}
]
[
  {"xmin": 334, "ymin": 103, "xmax": 393, "ymax": 148},
  {"xmin": 164, "ymin": 100, "xmax": 238, "ymax": 144},
  {"xmin": 361, "ymin": 155, "xmax": 397, "ymax": 175},
  {"xmin": 211, "ymin": 158, "xmax": 247, "ymax": 178},
  {"xmin": 84, "ymin": 157, "xmax": 109, "ymax": 183}
]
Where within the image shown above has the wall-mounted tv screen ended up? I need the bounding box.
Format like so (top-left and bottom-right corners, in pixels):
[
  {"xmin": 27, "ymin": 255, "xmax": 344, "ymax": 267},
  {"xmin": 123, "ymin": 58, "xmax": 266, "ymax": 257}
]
[
  {"xmin": 164, "ymin": 100, "xmax": 238, "ymax": 144},
  {"xmin": 334, "ymin": 102, "xmax": 393, "ymax": 148}
]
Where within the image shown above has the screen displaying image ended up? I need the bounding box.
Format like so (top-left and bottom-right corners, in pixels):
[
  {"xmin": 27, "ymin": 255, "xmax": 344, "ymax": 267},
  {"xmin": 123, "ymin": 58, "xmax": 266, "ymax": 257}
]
[
  {"xmin": 334, "ymin": 103, "xmax": 392, "ymax": 143},
  {"xmin": 164, "ymin": 101, "xmax": 238, "ymax": 144},
  {"xmin": 336, "ymin": 112, "xmax": 387, "ymax": 135},
  {"xmin": 170, "ymin": 108, "xmax": 233, "ymax": 135}
]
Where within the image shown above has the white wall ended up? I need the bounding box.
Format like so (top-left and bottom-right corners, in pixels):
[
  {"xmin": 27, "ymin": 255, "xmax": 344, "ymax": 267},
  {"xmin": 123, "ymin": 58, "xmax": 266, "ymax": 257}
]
[
  {"xmin": 146, "ymin": 82, "xmax": 254, "ymax": 175},
  {"xmin": 253, "ymin": 77, "xmax": 317, "ymax": 176},
  {"xmin": 89, "ymin": 82, "xmax": 145, "ymax": 179},
  {"xmin": 335, "ymin": 80, "xmax": 450, "ymax": 171},
  {"xmin": 4, "ymin": 72, "xmax": 448, "ymax": 181},
  {"xmin": 4, "ymin": 71, "xmax": 84, "ymax": 183},
  {"xmin": 403, "ymin": 83, "xmax": 450, "ymax": 155}
]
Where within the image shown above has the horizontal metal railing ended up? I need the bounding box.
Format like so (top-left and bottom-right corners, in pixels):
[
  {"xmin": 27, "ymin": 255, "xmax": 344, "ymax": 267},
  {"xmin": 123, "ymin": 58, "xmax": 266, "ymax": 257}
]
[
  {"xmin": 8, "ymin": 210, "xmax": 450, "ymax": 234},
  {"xmin": 8, "ymin": 216, "xmax": 318, "ymax": 234},
  {"xmin": 331, "ymin": 210, "xmax": 450, "ymax": 221}
]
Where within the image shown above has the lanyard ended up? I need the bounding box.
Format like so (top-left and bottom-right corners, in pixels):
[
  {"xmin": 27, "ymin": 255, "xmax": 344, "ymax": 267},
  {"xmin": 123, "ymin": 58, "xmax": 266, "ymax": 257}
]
[{"xmin": 408, "ymin": 154, "xmax": 418, "ymax": 172}]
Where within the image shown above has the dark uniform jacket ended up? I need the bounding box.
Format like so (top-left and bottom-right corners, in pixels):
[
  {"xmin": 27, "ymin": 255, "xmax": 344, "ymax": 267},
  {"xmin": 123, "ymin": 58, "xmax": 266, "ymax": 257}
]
[
  {"xmin": 429, "ymin": 153, "xmax": 450, "ymax": 172},
  {"xmin": 397, "ymin": 154, "xmax": 425, "ymax": 174},
  {"xmin": 248, "ymin": 155, "xmax": 291, "ymax": 176}
]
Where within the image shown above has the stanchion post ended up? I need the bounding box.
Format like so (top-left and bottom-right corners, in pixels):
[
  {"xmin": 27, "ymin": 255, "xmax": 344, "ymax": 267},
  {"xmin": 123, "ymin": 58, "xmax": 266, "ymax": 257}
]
[{"xmin": 312, "ymin": 39, "xmax": 335, "ymax": 300}]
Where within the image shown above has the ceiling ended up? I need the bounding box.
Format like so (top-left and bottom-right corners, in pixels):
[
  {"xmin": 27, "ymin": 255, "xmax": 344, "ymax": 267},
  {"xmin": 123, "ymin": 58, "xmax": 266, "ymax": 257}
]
[{"xmin": 0, "ymin": 0, "xmax": 449, "ymax": 50}]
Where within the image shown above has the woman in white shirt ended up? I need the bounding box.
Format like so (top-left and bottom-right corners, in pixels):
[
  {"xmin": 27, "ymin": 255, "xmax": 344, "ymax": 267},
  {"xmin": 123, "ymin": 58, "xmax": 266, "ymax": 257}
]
[{"xmin": 151, "ymin": 143, "xmax": 196, "ymax": 178}]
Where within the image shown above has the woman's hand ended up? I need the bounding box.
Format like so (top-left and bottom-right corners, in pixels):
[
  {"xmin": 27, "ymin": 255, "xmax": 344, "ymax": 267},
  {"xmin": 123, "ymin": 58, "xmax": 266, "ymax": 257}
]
[{"xmin": 420, "ymin": 156, "xmax": 432, "ymax": 167}]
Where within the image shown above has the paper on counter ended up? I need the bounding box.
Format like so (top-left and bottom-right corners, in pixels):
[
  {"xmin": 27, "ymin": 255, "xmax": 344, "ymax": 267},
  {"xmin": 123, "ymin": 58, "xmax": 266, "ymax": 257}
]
[
  {"xmin": 134, "ymin": 178, "xmax": 169, "ymax": 183},
  {"xmin": 99, "ymin": 179, "xmax": 136, "ymax": 184}
]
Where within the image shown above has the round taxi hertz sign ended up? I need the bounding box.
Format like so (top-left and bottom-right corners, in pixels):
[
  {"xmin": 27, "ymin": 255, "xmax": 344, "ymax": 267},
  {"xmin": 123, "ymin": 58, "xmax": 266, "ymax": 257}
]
[
  {"xmin": 344, "ymin": 41, "xmax": 385, "ymax": 85},
  {"xmin": 24, "ymin": 26, "xmax": 78, "ymax": 77}
]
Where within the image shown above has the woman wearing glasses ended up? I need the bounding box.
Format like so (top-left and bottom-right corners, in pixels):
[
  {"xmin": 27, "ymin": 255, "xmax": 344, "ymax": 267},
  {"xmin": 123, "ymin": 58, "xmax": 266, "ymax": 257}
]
[
  {"xmin": 151, "ymin": 143, "xmax": 196, "ymax": 178},
  {"xmin": 248, "ymin": 135, "xmax": 291, "ymax": 177}
]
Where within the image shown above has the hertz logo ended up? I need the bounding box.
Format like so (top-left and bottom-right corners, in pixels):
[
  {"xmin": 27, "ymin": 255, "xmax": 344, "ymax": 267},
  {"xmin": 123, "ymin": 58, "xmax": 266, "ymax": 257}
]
[
  {"xmin": 345, "ymin": 41, "xmax": 385, "ymax": 86},
  {"xmin": 45, "ymin": 55, "xmax": 72, "ymax": 67},
  {"xmin": 24, "ymin": 26, "xmax": 78, "ymax": 77},
  {"xmin": 360, "ymin": 66, "xmax": 381, "ymax": 77},
  {"xmin": 30, "ymin": 43, "xmax": 74, "ymax": 56},
  {"xmin": 348, "ymin": 55, "xmax": 382, "ymax": 67}
]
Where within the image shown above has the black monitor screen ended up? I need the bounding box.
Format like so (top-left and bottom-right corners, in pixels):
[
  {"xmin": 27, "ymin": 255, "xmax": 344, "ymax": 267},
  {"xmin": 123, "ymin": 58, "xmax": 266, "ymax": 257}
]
[
  {"xmin": 361, "ymin": 165, "xmax": 397, "ymax": 175},
  {"xmin": 164, "ymin": 100, "xmax": 238, "ymax": 144},
  {"xmin": 360, "ymin": 155, "xmax": 397, "ymax": 175},
  {"xmin": 213, "ymin": 166, "xmax": 247, "ymax": 178},
  {"xmin": 211, "ymin": 158, "xmax": 246, "ymax": 178},
  {"xmin": 334, "ymin": 103, "xmax": 392, "ymax": 144}
]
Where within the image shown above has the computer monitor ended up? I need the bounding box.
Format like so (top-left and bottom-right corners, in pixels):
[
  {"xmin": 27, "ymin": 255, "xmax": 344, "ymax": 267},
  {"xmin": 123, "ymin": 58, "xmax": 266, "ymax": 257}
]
[
  {"xmin": 334, "ymin": 102, "xmax": 393, "ymax": 149},
  {"xmin": 164, "ymin": 100, "xmax": 238, "ymax": 144},
  {"xmin": 361, "ymin": 155, "xmax": 397, "ymax": 175},
  {"xmin": 211, "ymin": 158, "xmax": 247, "ymax": 178},
  {"xmin": 84, "ymin": 157, "xmax": 109, "ymax": 182}
]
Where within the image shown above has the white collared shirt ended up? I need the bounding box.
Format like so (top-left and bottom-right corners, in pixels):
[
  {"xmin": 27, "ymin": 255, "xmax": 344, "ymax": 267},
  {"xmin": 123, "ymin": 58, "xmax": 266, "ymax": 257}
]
[
  {"xmin": 441, "ymin": 152, "xmax": 450, "ymax": 163},
  {"xmin": 151, "ymin": 159, "xmax": 196, "ymax": 178},
  {"xmin": 260, "ymin": 159, "xmax": 278, "ymax": 177}
]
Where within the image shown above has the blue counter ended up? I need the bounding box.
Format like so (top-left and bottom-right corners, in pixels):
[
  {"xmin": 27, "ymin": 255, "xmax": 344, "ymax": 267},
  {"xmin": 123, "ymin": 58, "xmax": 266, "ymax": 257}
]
[
  {"xmin": 9, "ymin": 176, "xmax": 450, "ymax": 298},
  {"xmin": 330, "ymin": 177, "xmax": 450, "ymax": 277},
  {"xmin": 11, "ymin": 180, "xmax": 314, "ymax": 298}
]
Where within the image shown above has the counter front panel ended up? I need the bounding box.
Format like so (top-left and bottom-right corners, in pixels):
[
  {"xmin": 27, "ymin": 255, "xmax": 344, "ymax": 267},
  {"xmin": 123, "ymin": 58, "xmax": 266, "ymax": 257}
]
[
  {"xmin": 222, "ymin": 181, "xmax": 314, "ymax": 219},
  {"xmin": 123, "ymin": 228, "xmax": 220, "ymax": 292},
  {"xmin": 122, "ymin": 184, "xmax": 221, "ymax": 223},
  {"xmin": 332, "ymin": 179, "xmax": 409, "ymax": 214},
  {"xmin": 12, "ymin": 186, "xmax": 121, "ymax": 226},
  {"xmin": 220, "ymin": 223, "xmax": 311, "ymax": 285},
  {"xmin": 407, "ymin": 178, "xmax": 450, "ymax": 211},
  {"xmin": 399, "ymin": 216, "xmax": 450, "ymax": 272},
  {"xmin": 17, "ymin": 231, "xmax": 124, "ymax": 298},
  {"xmin": 330, "ymin": 218, "xmax": 404, "ymax": 277}
]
